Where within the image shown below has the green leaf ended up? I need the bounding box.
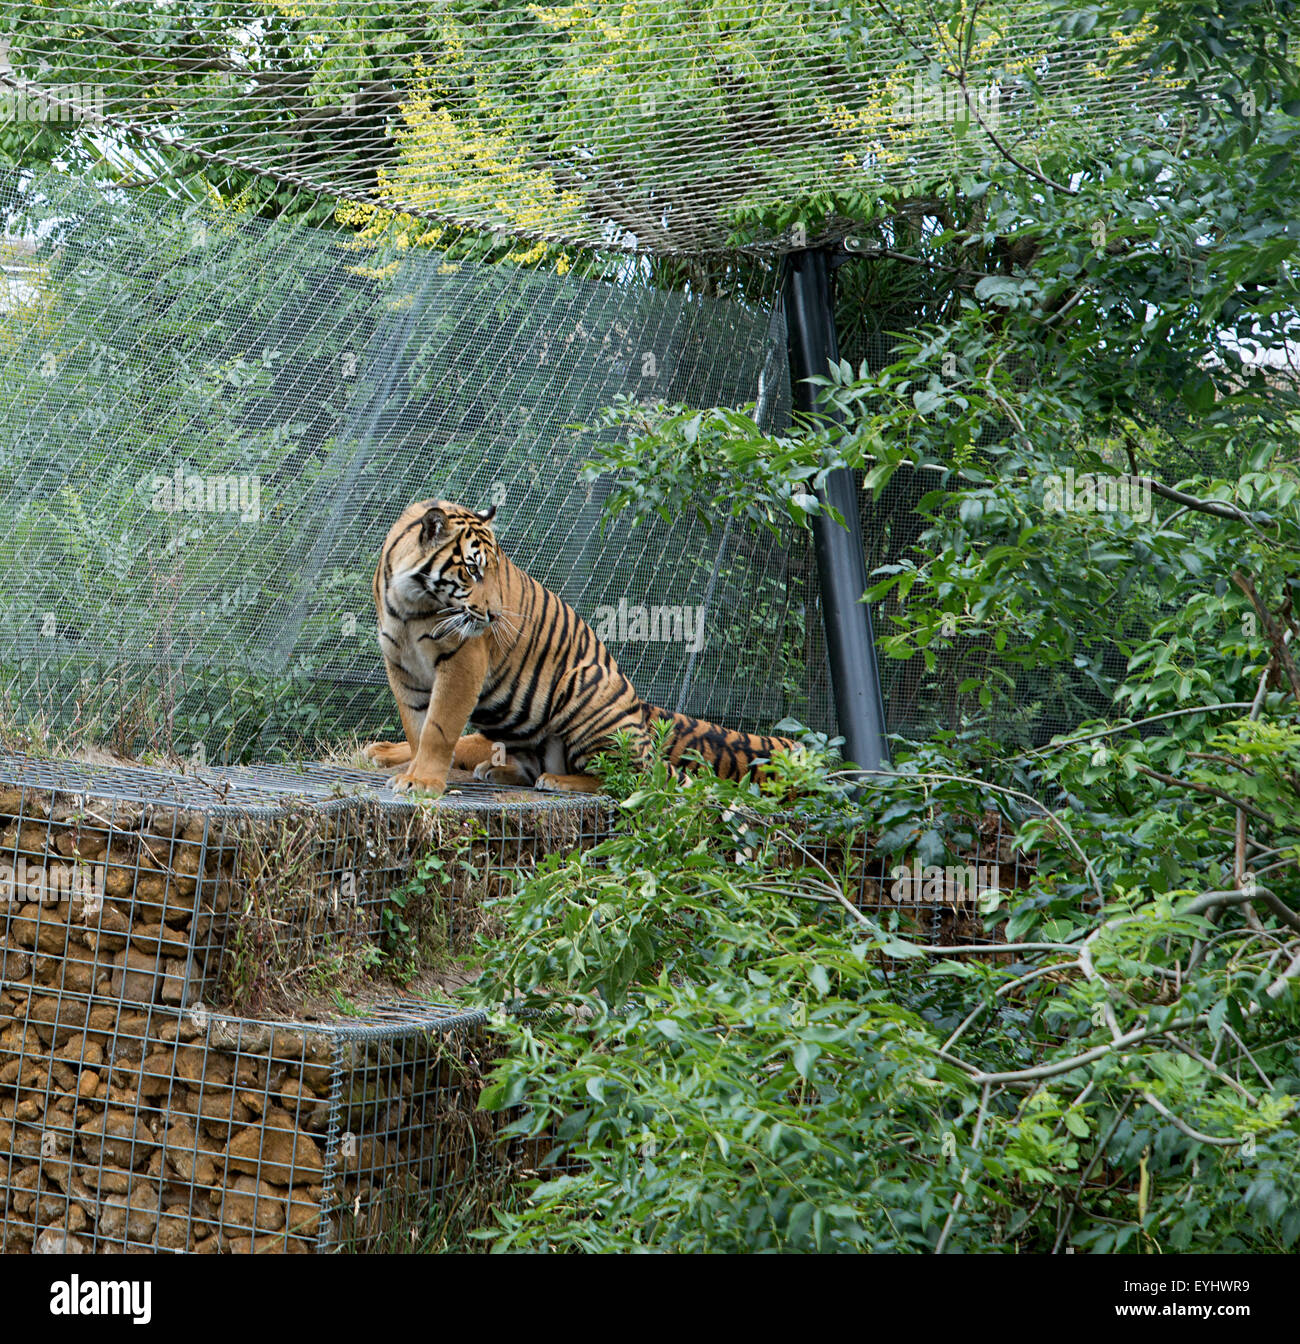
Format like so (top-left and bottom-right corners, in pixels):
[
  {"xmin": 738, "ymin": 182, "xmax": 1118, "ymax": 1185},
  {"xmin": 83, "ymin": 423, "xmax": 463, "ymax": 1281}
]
[
  {"xmin": 793, "ymin": 1042, "xmax": 820, "ymax": 1078},
  {"xmin": 973, "ymin": 275, "xmax": 1022, "ymax": 304}
]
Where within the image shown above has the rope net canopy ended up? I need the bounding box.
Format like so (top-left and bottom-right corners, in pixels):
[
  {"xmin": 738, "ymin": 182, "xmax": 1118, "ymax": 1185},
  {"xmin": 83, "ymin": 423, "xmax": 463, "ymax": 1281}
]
[{"xmin": 0, "ymin": 0, "xmax": 1185, "ymax": 255}]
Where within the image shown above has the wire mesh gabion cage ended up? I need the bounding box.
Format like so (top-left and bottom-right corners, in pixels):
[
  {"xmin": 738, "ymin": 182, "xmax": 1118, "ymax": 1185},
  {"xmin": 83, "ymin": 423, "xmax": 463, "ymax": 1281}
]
[
  {"xmin": 0, "ymin": 0, "xmax": 1204, "ymax": 1253},
  {"xmin": 0, "ymin": 751, "xmax": 614, "ymax": 1252},
  {"xmin": 3, "ymin": 996, "xmax": 503, "ymax": 1255}
]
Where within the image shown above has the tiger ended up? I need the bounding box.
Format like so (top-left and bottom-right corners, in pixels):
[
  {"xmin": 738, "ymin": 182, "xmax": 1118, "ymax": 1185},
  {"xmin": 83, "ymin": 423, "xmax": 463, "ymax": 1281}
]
[{"xmin": 361, "ymin": 498, "xmax": 797, "ymax": 796}]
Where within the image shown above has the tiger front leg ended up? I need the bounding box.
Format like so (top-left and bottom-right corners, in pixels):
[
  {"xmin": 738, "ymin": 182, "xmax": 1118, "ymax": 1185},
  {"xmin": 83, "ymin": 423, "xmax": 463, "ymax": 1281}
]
[
  {"xmin": 451, "ymin": 731, "xmax": 533, "ymax": 784},
  {"xmin": 532, "ymin": 722, "xmax": 646, "ymax": 795},
  {"xmin": 392, "ymin": 642, "xmax": 489, "ymax": 797},
  {"xmin": 362, "ymin": 740, "xmax": 412, "ymax": 768},
  {"xmin": 363, "ymin": 657, "xmax": 427, "ymax": 770}
]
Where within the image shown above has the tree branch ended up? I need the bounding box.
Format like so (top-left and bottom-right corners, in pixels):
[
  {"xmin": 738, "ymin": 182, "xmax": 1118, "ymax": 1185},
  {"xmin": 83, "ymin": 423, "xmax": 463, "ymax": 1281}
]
[
  {"xmin": 1132, "ymin": 764, "xmax": 1276, "ymax": 828},
  {"xmin": 1232, "ymin": 571, "xmax": 1300, "ymax": 703}
]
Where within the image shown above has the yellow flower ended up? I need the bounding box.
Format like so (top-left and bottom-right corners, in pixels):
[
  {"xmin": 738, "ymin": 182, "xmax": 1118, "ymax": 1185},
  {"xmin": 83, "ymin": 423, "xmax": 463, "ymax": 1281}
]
[{"xmin": 348, "ymin": 259, "xmax": 401, "ymax": 282}]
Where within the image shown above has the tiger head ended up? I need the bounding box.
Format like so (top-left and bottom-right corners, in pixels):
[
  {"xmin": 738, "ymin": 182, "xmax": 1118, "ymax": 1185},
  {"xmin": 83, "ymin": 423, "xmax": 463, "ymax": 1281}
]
[{"xmin": 395, "ymin": 499, "xmax": 503, "ymax": 640}]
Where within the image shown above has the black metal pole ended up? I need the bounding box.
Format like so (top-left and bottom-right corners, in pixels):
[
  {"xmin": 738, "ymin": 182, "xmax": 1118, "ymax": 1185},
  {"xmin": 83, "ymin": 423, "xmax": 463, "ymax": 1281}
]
[{"xmin": 783, "ymin": 248, "xmax": 889, "ymax": 773}]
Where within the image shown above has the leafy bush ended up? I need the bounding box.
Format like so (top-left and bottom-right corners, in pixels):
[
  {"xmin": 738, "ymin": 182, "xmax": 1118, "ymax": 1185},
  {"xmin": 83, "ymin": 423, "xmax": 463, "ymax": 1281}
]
[
  {"xmin": 470, "ymin": 621, "xmax": 1300, "ymax": 1250},
  {"xmin": 466, "ymin": 776, "xmax": 1295, "ymax": 1250}
]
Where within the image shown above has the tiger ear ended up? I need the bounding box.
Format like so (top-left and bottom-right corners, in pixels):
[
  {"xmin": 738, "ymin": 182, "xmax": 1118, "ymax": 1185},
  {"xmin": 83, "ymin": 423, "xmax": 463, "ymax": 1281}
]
[
  {"xmin": 475, "ymin": 504, "xmax": 497, "ymax": 523},
  {"xmin": 419, "ymin": 506, "xmax": 448, "ymax": 546}
]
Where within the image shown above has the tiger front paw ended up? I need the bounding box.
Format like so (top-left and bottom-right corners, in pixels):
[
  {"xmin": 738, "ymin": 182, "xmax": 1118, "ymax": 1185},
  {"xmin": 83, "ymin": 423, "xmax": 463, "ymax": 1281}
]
[
  {"xmin": 391, "ymin": 769, "xmax": 447, "ymax": 797},
  {"xmin": 451, "ymin": 732, "xmax": 496, "ymax": 770},
  {"xmin": 363, "ymin": 741, "xmax": 412, "ymax": 768},
  {"xmin": 473, "ymin": 760, "xmax": 531, "ymax": 786},
  {"xmin": 534, "ymin": 772, "xmax": 603, "ymax": 794}
]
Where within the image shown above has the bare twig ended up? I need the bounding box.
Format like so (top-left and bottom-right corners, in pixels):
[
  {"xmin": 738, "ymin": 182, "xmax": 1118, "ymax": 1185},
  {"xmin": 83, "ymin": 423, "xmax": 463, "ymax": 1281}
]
[
  {"xmin": 1014, "ymin": 704, "xmax": 1261, "ymax": 762},
  {"xmin": 935, "ymin": 1081, "xmax": 991, "ymax": 1254},
  {"xmin": 1140, "ymin": 1090, "xmax": 1259, "ymax": 1147},
  {"xmin": 1189, "ymin": 663, "xmax": 1277, "ymax": 970},
  {"xmin": 1232, "ymin": 571, "xmax": 1300, "ymax": 703},
  {"xmin": 967, "ymin": 1013, "xmax": 1211, "ymax": 1085},
  {"xmin": 1265, "ymin": 946, "xmax": 1300, "ymax": 1000},
  {"xmin": 1132, "ymin": 764, "xmax": 1275, "ymax": 828},
  {"xmin": 950, "ymin": 65, "xmax": 1077, "ymax": 197}
]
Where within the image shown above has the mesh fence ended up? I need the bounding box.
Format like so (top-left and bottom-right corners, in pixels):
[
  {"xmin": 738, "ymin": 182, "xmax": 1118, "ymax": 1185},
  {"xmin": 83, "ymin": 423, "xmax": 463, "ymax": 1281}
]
[
  {"xmin": 0, "ymin": 1, "xmax": 1192, "ymax": 255},
  {"xmin": 0, "ymin": 156, "xmax": 1274, "ymax": 759},
  {"xmin": 0, "ymin": 166, "xmax": 844, "ymax": 760},
  {"xmin": 0, "ymin": 1, "xmax": 1226, "ymax": 760},
  {"xmin": 828, "ymin": 246, "xmax": 1296, "ymax": 748},
  {"xmin": 1, "ymin": 171, "xmax": 1281, "ymax": 761}
]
